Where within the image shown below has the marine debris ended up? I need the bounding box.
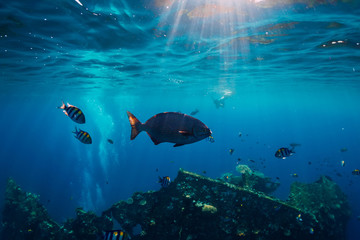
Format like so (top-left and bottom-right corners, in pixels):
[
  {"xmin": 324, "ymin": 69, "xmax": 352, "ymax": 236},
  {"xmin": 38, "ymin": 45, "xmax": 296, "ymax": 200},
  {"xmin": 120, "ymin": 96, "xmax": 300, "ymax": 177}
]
[{"xmin": 1, "ymin": 168, "xmax": 351, "ymax": 240}]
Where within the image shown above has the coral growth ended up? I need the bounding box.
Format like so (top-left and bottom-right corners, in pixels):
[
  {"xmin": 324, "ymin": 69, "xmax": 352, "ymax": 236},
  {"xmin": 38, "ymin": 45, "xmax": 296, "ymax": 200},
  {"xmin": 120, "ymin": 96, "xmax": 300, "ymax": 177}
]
[{"xmin": 0, "ymin": 169, "xmax": 351, "ymax": 240}]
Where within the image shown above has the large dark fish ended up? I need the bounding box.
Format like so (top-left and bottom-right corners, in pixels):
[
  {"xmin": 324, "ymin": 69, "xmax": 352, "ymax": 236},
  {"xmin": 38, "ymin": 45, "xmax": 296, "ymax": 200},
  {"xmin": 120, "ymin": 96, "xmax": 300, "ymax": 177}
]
[
  {"xmin": 73, "ymin": 127, "xmax": 92, "ymax": 144},
  {"xmin": 127, "ymin": 111, "xmax": 212, "ymax": 147},
  {"xmin": 58, "ymin": 101, "xmax": 85, "ymax": 124}
]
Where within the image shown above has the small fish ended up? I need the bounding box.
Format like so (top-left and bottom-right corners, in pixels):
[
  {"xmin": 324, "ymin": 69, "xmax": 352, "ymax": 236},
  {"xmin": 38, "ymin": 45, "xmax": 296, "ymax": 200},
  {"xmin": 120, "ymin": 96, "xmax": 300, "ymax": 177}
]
[
  {"xmin": 208, "ymin": 135, "xmax": 215, "ymax": 143},
  {"xmin": 107, "ymin": 139, "xmax": 114, "ymax": 144},
  {"xmin": 58, "ymin": 101, "xmax": 85, "ymax": 124},
  {"xmin": 296, "ymin": 213, "xmax": 303, "ymax": 222},
  {"xmin": 238, "ymin": 132, "xmax": 242, "ymax": 137},
  {"xmin": 249, "ymin": 159, "xmax": 255, "ymax": 163},
  {"xmin": 308, "ymin": 161, "xmax": 312, "ymax": 165},
  {"xmin": 289, "ymin": 143, "xmax": 301, "ymax": 148},
  {"xmin": 202, "ymin": 170, "xmax": 207, "ymax": 174},
  {"xmin": 155, "ymin": 168, "xmax": 159, "ymax": 172},
  {"xmin": 73, "ymin": 127, "xmax": 92, "ymax": 144},
  {"xmin": 352, "ymin": 169, "xmax": 360, "ymax": 175},
  {"xmin": 229, "ymin": 149, "xmax": 235, "ymax": 155},
  {"xmin": 309, "ymin": 227, "xmax": 314, "ymax": 234},
  {"xmin": 341, "ymin": 160, "xmax": 345, "ymax": 167},
  {"xmin": 291, "ymin": 173, "xmax": 299, "ymax": 178},
  {"xmin": 213, "ymin": 96, "xmax": 226, "ymax": 108},
  {"xmin": 127, "ymin": 111, "xmax": 212, "ymax": 147},
  {"xmin": 158, "ymin": 176, "xmax": 171, "ymax": 188},
  {"xmin": 276, "ymin": 177, "xmax": 280, "ymax": 180},
  {"xmin": 190, "ymin": 109, "xmax": 199, "ymax": 115},
  {"xmin": 275, "ymin": 147, "xmax": 295, "ymax": 159},
  {"xmin": 340, "ymin": 147, "xmax": 348, "ymax": 152},
  {"xmin": 103, "ymin": 230, "xmax": 129, "ymax": 240}
]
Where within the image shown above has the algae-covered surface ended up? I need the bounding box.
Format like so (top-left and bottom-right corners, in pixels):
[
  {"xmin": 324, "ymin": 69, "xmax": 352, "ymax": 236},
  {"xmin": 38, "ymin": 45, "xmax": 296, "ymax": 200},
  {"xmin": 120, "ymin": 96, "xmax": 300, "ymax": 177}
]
[{"xmin": 0, "ymin": 169, "xmax": 351, "ymax": 240}]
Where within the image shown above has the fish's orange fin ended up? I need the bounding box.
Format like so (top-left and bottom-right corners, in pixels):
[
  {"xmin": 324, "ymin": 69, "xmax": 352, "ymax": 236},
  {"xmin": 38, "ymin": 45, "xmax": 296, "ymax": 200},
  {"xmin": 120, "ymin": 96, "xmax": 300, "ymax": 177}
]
[
  {"xmin": 58, "ymin": 101, "xmax": 66, "ymax": 109},
  {"xmin": 127, "ymin": 111, "xmax": 143, "ymax": 140}
]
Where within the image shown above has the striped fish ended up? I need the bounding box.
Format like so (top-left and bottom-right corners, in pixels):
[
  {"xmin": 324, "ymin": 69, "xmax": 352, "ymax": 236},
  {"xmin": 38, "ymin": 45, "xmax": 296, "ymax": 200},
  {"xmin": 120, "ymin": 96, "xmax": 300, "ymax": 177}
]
[
  {"xmin": 58, "ymin": 101, "xmax": 85, "ymax": 124},
  {"xmin": 73, "ymin": 127, "xmax": 92, "ymax": 144},
  {"xmin": 158, "ymin": 176, "xmax": 171, "ymax": 188},
  {"xmin": 274, "ymin": 147, "xmax": 294, "ymax": 159},
  {"xmin": 103, "ymin": 230, "xmax": 129, "ymax": 240}
]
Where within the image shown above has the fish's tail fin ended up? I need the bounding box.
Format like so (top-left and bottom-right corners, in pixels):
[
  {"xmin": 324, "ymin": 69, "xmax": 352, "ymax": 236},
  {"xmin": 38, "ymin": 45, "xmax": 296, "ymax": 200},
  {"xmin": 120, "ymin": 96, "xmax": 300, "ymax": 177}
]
[
  {"xmin": 127, "ymin": 111, "xmax": 143, "ymax": 140},
  {"xmin": 57, "ymin": 101, "xmax": 66, "ymax": 109},
  {"xmin": 72, "ymin": 126, "xmax": 78, "ymax": 134}
]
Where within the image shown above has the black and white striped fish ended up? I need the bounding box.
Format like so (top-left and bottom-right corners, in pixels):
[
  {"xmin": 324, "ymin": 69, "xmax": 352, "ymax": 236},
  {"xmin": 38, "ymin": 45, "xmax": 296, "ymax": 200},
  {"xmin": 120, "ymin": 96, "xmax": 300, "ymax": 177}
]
[
  {"xmin": 73, "ymin": 127, "xmax": 92, "ymax": 144},
  {"xmin": 58, "ymin": 101, "xmax": 85, "ymax": 124},
  {"xmin": 158, "ymin": 176, "xmax": 171, "ymax": 188},
  {"xmin": 274, "ymin": 147, "xmax": 294, "ymax": 159},
  {"xmin": 103, "ymin": 230, "xmax": 129, "ymax": 240}
]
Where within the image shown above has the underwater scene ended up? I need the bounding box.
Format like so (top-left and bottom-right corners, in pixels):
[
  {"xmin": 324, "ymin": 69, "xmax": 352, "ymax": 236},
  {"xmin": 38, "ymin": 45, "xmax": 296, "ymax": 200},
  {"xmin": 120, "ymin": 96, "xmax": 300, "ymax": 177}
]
[{"xmin": 1, "ymin": 0, "xmax": 360, "ymax": 239}]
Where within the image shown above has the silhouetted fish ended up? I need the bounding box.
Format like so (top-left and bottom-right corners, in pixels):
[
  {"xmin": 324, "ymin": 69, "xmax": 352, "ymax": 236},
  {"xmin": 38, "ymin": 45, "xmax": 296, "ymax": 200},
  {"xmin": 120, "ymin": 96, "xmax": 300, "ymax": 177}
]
[
  {"xmin": 190, "ymin": 109, "xmax": 199, "ymax": 115},
  {"xmin": 107, "ymin": 139, "xmax": 114, "ymax": 144},
  {"xmin": 126, "ymin": 111, "xmax": 212, "ymax": 147}
]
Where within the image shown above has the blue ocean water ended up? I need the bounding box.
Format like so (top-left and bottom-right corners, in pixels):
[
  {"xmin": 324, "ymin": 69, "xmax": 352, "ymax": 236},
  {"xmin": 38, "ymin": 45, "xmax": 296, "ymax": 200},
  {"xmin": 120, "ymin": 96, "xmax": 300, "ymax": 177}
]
[{"xmin": 0, "ymin": 0, "xmax": 360, "ymax": 239}]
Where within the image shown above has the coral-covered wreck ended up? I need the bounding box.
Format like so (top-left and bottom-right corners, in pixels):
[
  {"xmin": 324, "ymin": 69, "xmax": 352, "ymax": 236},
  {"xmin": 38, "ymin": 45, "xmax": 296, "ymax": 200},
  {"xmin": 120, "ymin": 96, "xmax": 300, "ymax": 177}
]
[{"xmin": 0, "ymin": 167, "xmax": 351, "ymax": 240}]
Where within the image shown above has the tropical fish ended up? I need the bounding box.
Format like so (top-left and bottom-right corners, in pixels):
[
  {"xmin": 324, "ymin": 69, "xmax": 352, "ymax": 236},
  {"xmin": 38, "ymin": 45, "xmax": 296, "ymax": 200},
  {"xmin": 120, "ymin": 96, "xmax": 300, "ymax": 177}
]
[
  {"xmin": 73, "ymin": 127, "xmax": 92, "ymax": 144},
  {"xmin": 58, "ymin": 101, "xmax": 85, "ymax": 124},
  {"xmin": 107, "ymin": 139, "xmax": 114, "ymax": 144},
  {"xmin": 341, "ymin": 160, "xmax": 345, "ymax": 167},
  {"xmin": 158, "ymin": 176, "xmax": 171, "ymax": 188},
  {"xmin": 291, "ymin": 173, "xmax": 299, "ymax": 178},
  {"xmin": 103, "ymin": 230, "xmax": 129, "ymax": 240},
  {"xmin": 229, "ymin": 148, "xmax": 235, "ymax": 155},
  {"xmin": 126, "ymin": 111, "xmax": 212, "ymax": 147},
  {"xmin": 275, "ymin": 147, "xmax": 294, "ymax": 159},
  {"xmin": 352, "ymin": 169, "xmax": 360, "ymax": 175}
]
